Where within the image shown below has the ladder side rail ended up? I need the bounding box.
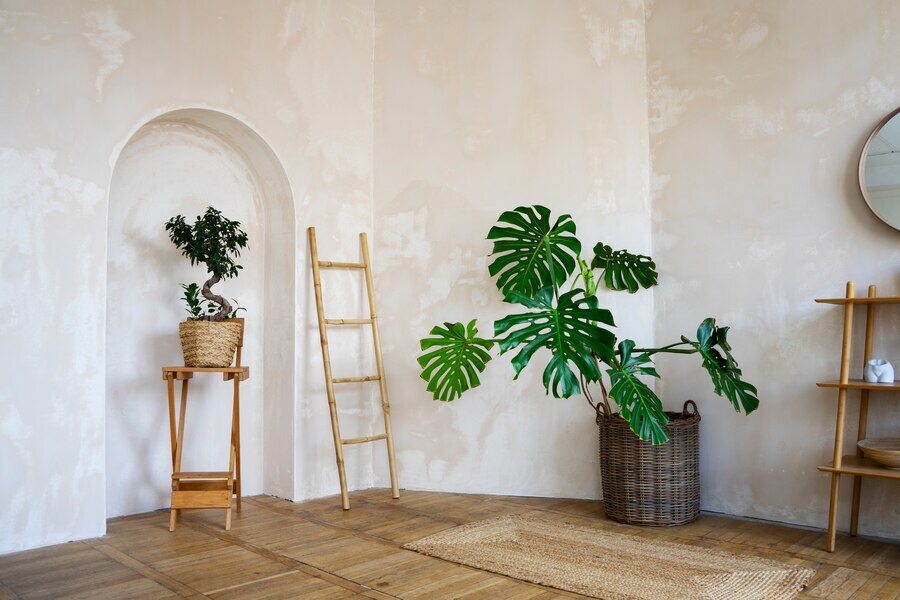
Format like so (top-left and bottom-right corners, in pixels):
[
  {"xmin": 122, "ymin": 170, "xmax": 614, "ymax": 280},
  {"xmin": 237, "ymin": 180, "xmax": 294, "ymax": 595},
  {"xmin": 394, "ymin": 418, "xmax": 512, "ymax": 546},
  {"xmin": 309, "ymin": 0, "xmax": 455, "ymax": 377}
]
[
  {"xmin": 307, "ymin": 227, "xmax": 351, "ymax": 510},
  {"xmin": 360, "ymin": 232, "xmax": 400, "ymax": 499}
]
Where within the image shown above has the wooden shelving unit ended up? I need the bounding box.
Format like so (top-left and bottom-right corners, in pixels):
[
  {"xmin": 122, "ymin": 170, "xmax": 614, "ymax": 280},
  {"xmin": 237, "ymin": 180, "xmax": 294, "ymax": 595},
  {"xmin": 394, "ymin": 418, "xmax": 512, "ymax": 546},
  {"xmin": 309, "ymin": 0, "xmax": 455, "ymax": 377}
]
[{"xmin": 816, "ymin": 282, "xmax": 900, "ymax": 552}]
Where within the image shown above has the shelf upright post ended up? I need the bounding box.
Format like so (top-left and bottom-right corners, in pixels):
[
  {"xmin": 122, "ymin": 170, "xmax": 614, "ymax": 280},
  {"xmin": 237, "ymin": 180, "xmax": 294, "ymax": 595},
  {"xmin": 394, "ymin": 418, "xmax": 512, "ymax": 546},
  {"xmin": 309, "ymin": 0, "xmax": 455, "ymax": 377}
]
[
  {"xmin": 850, "ymin": 284, "xmax": 876, "ymax": 536},
  {"xmin": 826, "ymin": 280, "xmax": 855, "ymax": 552}
]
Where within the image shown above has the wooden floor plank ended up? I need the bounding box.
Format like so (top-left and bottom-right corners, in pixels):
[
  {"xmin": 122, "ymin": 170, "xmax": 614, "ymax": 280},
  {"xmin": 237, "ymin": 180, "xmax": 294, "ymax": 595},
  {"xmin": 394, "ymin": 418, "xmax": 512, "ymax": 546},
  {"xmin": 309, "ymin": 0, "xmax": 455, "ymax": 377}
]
[
  {"xmin": 149, "ymin": 545, "xmax": 291, "ymax": 595},
  {"xmin": 82, "ymin": 538, "xmax": 206, "ymax": 598},
  {"xmin": 0, "ymin": 543, "xmax": 167, "ymax": 600},
  {"xmin": 209, "ymin": 570, "xmax": 360, "ymax": 599},
  {"xmin": 0, "ymin": 580, "xmax": 20, "ymax": 600},
  {"xmin": 1, "ymin": 490, "xmax": 897, "ymax": 599}
]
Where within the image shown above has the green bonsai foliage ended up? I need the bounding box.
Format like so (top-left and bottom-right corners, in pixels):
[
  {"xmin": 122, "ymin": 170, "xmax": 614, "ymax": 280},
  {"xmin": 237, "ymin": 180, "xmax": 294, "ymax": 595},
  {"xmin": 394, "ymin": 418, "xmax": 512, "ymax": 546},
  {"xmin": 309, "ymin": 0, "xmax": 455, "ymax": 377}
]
[
  {"xmin": 179, "ymin": 282, "xmax": 246, "ymax": 320},
  {"xmin": 180, "ymin": 283, "xmax": 208, "ymax": 319},
  {"xmin": 165, "ymin": 207, "xmax": 248, "ymax": 322},
  {"xmin": 418, "ymin": 205, "xmax": 759, "ymax": 445}
]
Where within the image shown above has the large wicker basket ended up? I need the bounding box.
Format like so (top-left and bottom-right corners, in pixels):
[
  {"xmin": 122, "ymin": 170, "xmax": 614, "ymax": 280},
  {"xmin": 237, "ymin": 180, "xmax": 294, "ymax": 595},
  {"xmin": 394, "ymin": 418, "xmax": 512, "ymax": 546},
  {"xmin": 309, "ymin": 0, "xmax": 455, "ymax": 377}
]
[
  {"xmin": 597, "ymin": 400, "xmax": 700, "ymax": 526},
  {"xmin": 178, "ymin": 319, "xmax": 243, "ymax": 367}
]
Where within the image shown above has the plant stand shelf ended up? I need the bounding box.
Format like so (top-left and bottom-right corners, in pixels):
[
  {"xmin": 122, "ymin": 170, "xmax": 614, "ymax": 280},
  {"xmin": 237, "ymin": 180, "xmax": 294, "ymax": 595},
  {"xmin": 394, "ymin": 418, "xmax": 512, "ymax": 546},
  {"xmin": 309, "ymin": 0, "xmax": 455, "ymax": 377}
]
[
  {"xmin": 816, "ymin": 282, "xmax": 900, "ymax": 552},
  {"xmin": 161, "ymin": 361, "xmax": 249, "ymax": 532}
]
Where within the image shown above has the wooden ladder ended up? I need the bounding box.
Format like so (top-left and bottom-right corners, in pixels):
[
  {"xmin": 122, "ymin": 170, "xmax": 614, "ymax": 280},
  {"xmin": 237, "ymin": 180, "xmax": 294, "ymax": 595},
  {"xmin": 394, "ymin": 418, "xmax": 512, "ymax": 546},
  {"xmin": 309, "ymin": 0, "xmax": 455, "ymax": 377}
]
[{"xmin": 307, "ymin": 227, "xmax": 399, "ymax": 510}]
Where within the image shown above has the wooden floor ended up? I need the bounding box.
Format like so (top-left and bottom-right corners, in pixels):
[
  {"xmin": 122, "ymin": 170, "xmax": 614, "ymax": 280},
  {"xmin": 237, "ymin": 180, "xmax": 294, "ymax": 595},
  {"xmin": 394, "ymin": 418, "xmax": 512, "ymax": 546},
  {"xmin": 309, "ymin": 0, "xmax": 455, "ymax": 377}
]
[{"xmin": 1, "ymin": 489, "xmax": 898, "ymax": 599}]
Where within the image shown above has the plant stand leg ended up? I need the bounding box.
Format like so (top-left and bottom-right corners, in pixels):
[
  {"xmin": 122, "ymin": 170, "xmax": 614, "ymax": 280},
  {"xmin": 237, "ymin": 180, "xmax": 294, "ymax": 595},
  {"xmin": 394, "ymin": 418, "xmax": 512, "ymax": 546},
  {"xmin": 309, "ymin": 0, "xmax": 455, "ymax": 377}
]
[
  {"xmin": 233, "ymin": 375, "xmax": 241, "ymax": 514},
  {"xmin": 170, "ymin": 379, "xmax": 189, "ymax": 532},
  {"xmin": 167, "ymin": 373, "xmax": 177, "ymax": 532}
]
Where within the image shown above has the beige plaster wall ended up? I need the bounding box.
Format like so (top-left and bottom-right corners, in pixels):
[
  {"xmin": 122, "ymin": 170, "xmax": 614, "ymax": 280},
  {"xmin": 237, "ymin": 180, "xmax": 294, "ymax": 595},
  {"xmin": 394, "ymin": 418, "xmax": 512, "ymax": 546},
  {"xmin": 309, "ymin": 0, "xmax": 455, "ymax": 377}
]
[
  {"xmin": 646, "ymin": 0, "xmax": 900, "ymax": 537},
  {"xmin": 6, "ymin": 0, "xmax": 899, "ymax": 556},
  {"xmin": 0, "ymin": 0, "xmax": 377, "ymax": 554},
  {"xmin": 372, "ymin": 0, "xmax": 654, "ymax": 499}
]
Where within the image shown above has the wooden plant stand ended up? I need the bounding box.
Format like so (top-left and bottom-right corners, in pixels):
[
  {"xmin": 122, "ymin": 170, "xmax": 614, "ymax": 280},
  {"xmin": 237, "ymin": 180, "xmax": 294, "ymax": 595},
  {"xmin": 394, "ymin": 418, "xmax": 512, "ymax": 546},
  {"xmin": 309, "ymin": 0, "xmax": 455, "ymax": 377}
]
[
  {"xmin": 162, "ymin": 322, "xmax": 248, "ymax": 531},
  {"xmin": 816, "ymin": 282, "xmax": 900, "ymax": 551}
]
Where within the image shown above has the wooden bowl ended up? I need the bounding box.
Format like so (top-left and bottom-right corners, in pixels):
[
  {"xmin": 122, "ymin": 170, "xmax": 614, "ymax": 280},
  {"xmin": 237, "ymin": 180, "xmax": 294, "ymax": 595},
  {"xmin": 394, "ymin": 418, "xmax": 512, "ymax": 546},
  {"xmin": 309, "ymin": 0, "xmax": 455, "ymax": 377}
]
[{"xmin": 858, "ymin": 438, "xmax": 900, "ymax": 469}]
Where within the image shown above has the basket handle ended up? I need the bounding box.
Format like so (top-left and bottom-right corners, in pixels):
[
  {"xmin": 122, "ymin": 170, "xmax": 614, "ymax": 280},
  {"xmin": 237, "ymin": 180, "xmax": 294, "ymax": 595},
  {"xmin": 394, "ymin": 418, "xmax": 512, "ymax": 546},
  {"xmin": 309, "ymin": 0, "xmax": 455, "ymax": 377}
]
[
  {"xmin": 682, "ymin": 399, "xmax": 700, "ymax": 419},
  {"xmin": 595, "ymin": 400, "xmax": 610, "ymax": 424}
]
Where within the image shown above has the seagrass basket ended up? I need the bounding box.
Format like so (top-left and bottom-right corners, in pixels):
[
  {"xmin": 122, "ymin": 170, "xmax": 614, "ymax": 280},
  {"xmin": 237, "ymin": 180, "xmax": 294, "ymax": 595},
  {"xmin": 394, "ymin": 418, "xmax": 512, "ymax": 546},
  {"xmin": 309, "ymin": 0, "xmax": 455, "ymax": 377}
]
[
  {"xmin": 178, "ymin": 318, "xmax": 243, "ymax": 368},
  {"xmin": 597, "ymin": 400, "xmax": 700, "ymax": 526}
]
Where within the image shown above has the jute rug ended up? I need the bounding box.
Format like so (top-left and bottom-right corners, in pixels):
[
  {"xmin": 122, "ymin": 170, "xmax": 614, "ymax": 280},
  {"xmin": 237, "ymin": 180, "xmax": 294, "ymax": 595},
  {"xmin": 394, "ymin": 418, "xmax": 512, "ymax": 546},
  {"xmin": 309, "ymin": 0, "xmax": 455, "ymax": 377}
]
[{"xmin": 403, "ymin": 515, "xmax": 815, "ymax": 600}]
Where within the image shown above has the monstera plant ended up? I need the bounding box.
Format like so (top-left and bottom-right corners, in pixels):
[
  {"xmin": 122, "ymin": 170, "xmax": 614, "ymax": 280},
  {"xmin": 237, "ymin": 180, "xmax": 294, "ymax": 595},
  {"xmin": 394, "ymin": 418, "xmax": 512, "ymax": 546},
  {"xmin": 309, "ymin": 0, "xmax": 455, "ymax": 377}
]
[{"xmin": 418, "ymin": 205, "xmax": 758, "ymax": 444}]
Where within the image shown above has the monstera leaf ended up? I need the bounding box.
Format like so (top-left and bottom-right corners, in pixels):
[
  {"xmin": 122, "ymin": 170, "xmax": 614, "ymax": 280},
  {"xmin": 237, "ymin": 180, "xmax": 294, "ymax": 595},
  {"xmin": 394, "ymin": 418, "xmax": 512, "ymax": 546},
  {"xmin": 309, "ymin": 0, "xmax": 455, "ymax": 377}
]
[
  {"xmin": 487, "ymin": 205, "xmax": 581, "ymax": 298},
  {"xmin": 607, "ymin": 340, "xmax": 669, "ymax": 444},
  {"xmin": 683, "ymin": 318, "xmax": 759, "ymax": 414},
  {"xmin": 494, "ymin": 287, "xmax": 615, "ymax": 398},
  {"xmin": 419, "ymin": 320, "xmax": 495, "ymax": 401},
  {"xmin": 591, "ymin": 243, "xmax": 658, "ymax": 293}
]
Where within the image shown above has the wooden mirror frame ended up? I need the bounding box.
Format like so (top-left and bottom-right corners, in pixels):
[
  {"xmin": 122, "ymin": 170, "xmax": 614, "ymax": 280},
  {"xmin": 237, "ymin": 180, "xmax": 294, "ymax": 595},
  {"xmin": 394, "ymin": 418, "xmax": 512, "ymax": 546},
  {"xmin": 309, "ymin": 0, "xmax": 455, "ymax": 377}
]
[{"xmin": 859, "ymin": 106, "xmax": 900, "ymax": 230}]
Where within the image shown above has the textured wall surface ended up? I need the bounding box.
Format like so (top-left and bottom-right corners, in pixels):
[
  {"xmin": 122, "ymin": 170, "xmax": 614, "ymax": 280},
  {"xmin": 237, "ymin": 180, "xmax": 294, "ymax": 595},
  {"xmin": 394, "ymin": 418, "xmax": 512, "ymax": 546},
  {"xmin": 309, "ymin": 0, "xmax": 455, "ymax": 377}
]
[
  {"xmin": 4, "ymin": 0, "xmax": 900, "ymax": 555},
  {"xmin": 0, "ymin": 0, "xmax": 377, "ymax": 554},
  {"xmin": 373, "ymin": 0, "xmax": 654, "ymax": 499},
  {"xmin": 646, "ymin": 0, "xmax": 900, "ymax": 537}
]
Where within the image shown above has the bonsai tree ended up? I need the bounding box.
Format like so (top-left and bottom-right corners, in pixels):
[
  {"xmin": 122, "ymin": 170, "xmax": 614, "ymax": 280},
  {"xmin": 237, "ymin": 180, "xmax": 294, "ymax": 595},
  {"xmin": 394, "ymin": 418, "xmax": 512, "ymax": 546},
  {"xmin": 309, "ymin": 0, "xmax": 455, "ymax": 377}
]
[
  {"xmin": 165, "ymin": 207, "xmax": 248, "ymax": 322},
  {"xmin": 179, "ymin": 282, "xmax": 245, "ymax": 321},
  {"xmin": 418, "ymin": 205, "xmax": 759, "ymax": 444}
]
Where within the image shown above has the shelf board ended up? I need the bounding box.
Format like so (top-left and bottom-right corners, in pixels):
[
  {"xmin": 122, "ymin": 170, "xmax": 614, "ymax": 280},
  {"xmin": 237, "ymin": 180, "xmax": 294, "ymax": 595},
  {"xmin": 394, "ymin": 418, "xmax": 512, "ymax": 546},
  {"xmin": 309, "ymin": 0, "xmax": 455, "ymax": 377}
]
[
  {"xmin": 817, "ymin": 379, "xmax": 900, "ymax": 391},
  {"xmin": 161, "ymin": 366, "xmax": 250, "ymax": 382},
  {"xmin": 162, "ymin": 366, "xmax": 248, "ymax": 373},
  {"xmin": 818, "ymin": 455, "xmax": 900, "ymax": 480},
  {"xmin": 816, "ymin": 296, "xmax": 900, "ymax": 305}
]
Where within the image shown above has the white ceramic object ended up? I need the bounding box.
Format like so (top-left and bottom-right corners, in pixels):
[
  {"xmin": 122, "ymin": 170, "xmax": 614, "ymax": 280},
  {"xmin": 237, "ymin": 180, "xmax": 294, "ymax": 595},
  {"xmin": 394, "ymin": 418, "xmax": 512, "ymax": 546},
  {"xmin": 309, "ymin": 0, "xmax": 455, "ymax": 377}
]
[{"xmin": 863, "ymin": 359, "xmax": 894, "ymax": 383}]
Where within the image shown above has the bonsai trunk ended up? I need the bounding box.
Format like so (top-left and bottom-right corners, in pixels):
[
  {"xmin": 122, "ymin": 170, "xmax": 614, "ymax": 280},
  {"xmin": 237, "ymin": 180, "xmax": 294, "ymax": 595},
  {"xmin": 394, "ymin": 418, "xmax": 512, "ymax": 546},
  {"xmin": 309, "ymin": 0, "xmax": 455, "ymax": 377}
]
[{"xmin": 201, "ymin": 274, "xmax": 233, "ymax": 321}]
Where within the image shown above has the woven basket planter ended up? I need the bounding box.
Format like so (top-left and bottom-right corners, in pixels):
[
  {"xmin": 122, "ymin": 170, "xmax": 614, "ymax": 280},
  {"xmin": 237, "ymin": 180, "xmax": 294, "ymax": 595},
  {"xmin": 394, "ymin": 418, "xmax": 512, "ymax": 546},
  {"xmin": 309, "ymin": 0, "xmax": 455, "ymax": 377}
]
[
  {"xmin": 597, "ymin": 400, "xmax": 700, "ymax": 526},
  {"xmin": 178, "ymin": 320, "xmax": 242, "ymax": 367}
]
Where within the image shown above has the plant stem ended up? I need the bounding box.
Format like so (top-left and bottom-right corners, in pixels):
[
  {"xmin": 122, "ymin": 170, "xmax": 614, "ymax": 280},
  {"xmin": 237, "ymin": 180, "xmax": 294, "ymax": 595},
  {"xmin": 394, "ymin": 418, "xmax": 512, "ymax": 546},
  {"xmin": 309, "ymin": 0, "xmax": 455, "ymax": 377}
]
[
  {"xmin": 638, "ymin": 341, "xmax": 690, "ymax": 351},
  {"xmin": 200, "ymin": 273, "xmax": 232, "ymax": 322},
  {"xmin": 589, "ymin": 352, "xmax": 612, "ymax": 414},
  {"xmin": 579, "ymin": 373, "xmax": 597, "ymax": 413},
  {"xmin": 598, "ymin": 375, "xmax": 610, "ymax": 415},
  {"xmin": 637, "ymin": 348, "xmax": 697, "ymax": 356},
  {"xmin": 632, "ymin": 341, "xmax": 696, "ymax": 357}
]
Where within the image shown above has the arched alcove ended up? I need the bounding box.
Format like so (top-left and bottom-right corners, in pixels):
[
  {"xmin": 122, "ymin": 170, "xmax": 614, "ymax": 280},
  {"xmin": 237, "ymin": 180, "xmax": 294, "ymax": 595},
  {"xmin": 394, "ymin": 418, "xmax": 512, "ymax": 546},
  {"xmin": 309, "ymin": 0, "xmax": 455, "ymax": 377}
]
[{"xmin": 105, "ymin": 108, "xmax": 295, "ymax": 517}]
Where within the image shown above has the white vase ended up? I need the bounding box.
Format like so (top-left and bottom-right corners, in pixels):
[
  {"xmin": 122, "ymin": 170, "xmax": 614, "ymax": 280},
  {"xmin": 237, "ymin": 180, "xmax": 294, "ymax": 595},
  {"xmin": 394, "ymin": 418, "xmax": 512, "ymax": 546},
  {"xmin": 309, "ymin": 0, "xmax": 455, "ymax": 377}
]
[{"xmin": 863, "ymin": 359, "xmax": 894, "ymax": 383}]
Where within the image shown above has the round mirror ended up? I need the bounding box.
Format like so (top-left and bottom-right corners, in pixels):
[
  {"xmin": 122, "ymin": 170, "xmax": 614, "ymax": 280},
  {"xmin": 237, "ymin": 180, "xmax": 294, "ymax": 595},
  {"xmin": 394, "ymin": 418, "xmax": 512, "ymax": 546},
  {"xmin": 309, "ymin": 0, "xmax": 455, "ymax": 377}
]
[{"xmin": 860, "ymin": 107, "xmax": 900, "ymax": 229}]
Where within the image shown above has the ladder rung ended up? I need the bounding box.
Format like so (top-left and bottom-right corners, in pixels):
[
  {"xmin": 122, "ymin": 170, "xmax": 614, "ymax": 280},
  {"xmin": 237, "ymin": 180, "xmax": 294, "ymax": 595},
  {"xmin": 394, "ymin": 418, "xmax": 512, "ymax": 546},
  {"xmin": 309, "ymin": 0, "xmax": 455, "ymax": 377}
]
[
  {"xmin": 332, "ymin": 375, "xmax": 380, "ymax": 384},
  {"xmin": 319, "ymin": 260, "xmax": 366, "ymax": 269},
  {"xmin": 342, "ymin": 434, "xmax": 387, "ymax": 445},
  {"xmin": 325, "ymin": 318, "xmax": 373, "ymax": 325},
  {"xmin": 172, "ymin": 471, "xmax": 231, "ymax": 480}
]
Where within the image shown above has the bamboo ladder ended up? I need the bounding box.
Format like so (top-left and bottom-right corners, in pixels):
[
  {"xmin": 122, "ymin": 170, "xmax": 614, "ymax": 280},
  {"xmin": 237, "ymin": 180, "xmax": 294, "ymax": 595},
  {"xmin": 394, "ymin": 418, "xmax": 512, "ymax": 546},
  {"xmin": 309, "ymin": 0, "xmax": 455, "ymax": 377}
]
[{"xmin": 307, "ymin": 227, "xmax": 399, "ymax": 509}]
